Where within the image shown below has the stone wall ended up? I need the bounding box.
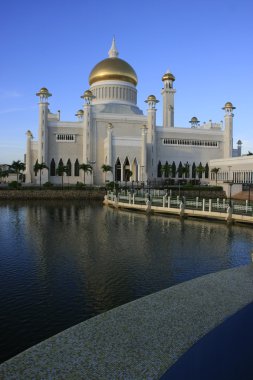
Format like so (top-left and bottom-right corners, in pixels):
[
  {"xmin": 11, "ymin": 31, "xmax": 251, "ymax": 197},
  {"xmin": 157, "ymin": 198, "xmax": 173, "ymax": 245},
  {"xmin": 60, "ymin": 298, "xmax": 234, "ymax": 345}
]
[{"xmin": 0, "ymin": 190, "xmax": 105, "ymax": 200}]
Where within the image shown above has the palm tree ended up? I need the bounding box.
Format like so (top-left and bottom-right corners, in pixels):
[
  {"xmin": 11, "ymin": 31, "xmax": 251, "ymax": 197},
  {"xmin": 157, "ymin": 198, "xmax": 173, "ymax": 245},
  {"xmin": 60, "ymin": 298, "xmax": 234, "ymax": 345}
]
[
  {"xmin": 79, "ymin": 163, "xmax": 93, "ymax": 185},
  {"xmin": 196, "ymin": 163, "xmax": 205, "ymax": 179},
  {"xmin": 161, "ymin": 162, "xmax": 172, "ymax": 178},
  {"xmin": 172, "ymin": 161, "xmax": 176, "ymax": 178},
  {"xmin": 56, "ymin": 165, "xmax": 68, "ymax": 189},
  {"xmin": 183, "ymin": 162, "xmax": 190, "ymax": 179},
  {"xmin": 34, "ymin": 161, "xmax": 48, "ymax": 188},
  {"xmin": 211, "ymin": 167, "xmax": 220, "ymax": 186},
  {"xmin": 11, "ymin": 160, "xmax": 26, "ymax": 184},
  {"xmin": 101, "ymin": 164, "xmax": 112, "ymax": 182}
]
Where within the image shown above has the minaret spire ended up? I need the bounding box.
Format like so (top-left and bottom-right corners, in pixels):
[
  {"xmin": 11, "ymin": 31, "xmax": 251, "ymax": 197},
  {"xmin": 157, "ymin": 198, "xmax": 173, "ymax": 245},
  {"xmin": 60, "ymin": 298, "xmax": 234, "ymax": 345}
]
[{"xmin": 108, "ymin": 36, "xmax": 119, "ymax": 58}]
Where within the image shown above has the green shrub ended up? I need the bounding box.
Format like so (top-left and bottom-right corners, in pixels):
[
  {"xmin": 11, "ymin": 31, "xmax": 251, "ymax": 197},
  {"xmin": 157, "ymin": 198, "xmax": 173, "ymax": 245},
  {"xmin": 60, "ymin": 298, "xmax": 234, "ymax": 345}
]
[
  {"xmin": 76, "ymin": 181, "xmax": 85, "ymax": 188},
  {"xmin": 43, "ymin": 181, "xmax": 53, "ymax": 188},
  {"xmin": 8, "ymin": 181, "xmax": 21, "ymax": 189}
]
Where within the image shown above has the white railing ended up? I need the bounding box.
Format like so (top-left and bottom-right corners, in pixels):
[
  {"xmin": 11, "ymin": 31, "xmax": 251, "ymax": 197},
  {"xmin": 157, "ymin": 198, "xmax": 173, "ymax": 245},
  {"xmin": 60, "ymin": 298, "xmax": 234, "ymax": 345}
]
[{"xmin": 107, "ymin": 192, "xmax": 253, "ymax": 216}]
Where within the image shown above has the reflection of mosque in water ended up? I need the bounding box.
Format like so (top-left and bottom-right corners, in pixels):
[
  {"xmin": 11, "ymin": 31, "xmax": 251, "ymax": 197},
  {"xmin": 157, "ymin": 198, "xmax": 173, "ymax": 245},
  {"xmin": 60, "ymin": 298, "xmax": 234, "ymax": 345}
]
[{"xmin": 22, "ymin": 202, "xmax": 249, "ymax": 308}]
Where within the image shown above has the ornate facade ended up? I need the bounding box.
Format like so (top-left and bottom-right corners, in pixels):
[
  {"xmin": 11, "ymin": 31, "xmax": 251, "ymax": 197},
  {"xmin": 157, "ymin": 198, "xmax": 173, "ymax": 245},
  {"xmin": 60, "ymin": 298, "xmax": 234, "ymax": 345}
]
[{"xmin": 25, "ymin": 38, "xmax": 241, "ymax": 185}]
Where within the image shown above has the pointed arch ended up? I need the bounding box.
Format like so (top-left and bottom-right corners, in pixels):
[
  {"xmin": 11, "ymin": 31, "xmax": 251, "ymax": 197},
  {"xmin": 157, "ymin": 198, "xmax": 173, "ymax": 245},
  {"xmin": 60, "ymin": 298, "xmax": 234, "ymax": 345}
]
[
  {"xmin": 115, "ymin": 158, "xmax": 121, "ymax": 181},
  {"xmin": 205, "ymin": 163, "xmax": 209, "ymax": 179},
  {"xmin": 50, "ymin": 159, "xmax": 56, "ymax": 176},
  {"xmin": 74, "ymin": 159, "xmax": 79, "ymax": 176},
  {"xmin": 177, "ymin": 161, "xmax": 183, "ymax": 178},
  {"xmin": 172, "ymin": 161, "xmax": 176, "ymax": 178},
  {"xmin": 66, "ymin": 159, "xmax": 71, "ymax": 176},
  {"xmin": 34, "ymin": 159, "xmax": 38, "ymax": 176},
  {"xmin": 157, "ymin": 161, "xmax": 162, "ymax": 178},
  {"xmin": 192, "ymin": 162, "xmax": 196, "ymax": 178},
  {"xmin": 123, "ymin": 157, "xmax": 130, "ymax": 181}
]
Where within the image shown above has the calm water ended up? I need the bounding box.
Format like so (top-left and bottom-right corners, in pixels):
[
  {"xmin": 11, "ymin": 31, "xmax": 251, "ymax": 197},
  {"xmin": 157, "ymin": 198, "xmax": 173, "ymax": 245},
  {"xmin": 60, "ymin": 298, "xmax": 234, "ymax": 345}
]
[{"xmin": 0, "ymin": 200, "xmax": 253, "ymax": 363}]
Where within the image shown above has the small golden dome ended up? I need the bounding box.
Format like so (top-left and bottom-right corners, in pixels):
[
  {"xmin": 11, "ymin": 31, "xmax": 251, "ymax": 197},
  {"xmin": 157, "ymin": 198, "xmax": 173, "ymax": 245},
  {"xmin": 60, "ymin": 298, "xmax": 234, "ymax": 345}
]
[
  {"xmin": 147, "ymin": 95, "xmax": 157, "ymax": 101},
  {"xmin": 162, "ymin": 72, "xmax": 175, "ymax": 82},
  {"xmin": 145, "ymin": 95, "xmax": 159, "ymax": 104},
  {"xmin": 36, "ymin": 87, "xmax": 52, "ymax": 97},
  {"xmin": 40, "ymin": 87, "xmax": 49, "ymax": 93},
  {"xmin": 75, "ymin": 109, "xmax": 84, "ymax": 116},
  {"xmin": 83, "ymin": 90, "xmax": 93, "ymax": 97},
  {"xmin": 190, "ymin": 116, "xmax": 199, "ymax": 123},
  {"xmin": 223, "ymin": 101, "xmax": 235, "ymax": 109},
  {"xmin": 89, "ymin": 57, "xmax": 138, "ymax": 86}
]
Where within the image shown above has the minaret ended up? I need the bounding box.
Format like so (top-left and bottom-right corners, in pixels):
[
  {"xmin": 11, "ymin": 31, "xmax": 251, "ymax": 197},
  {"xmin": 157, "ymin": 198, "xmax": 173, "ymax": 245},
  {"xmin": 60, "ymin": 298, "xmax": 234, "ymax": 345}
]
[
  {"xmin": 25, "ymin": 130, "xmax": 33, "ymax": 183},
  {"xmin": 36, "ymin": 87, "xmax": 51, "ymax": 165},
  {"xmin": 145, "ymin": 95, "xmax": 159, "ymax": 179},
  {"xmin": 108, "ymin": 36, "xmax": 119, "ymax": 58},
  {"xmin": 81, "ymin": 90, "xmax": 95, "ymax": 180},
  {"xmin": 237, "ymin": 140, "xmax": 242, "ymax": 156},
  {"xmin": 161, "ymin": 70, "xmax": 176, "ymax": 128},
  {"xmin": 222, "ymin": 101, "xmax": 235, "ymax": 158}
]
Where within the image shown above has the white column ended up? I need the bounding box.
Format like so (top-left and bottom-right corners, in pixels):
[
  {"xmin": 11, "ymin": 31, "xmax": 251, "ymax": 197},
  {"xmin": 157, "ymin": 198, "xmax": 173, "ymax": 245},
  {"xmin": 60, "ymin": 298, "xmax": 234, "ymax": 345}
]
[
  {"xmin": 38, "ymin": 102, "xmax": 48, "ymax": 164},
  {"xmin": 223, "ymin": 109, "xmax": 234, "ymax": 158},
  {"xmin": 107, "ymin": 123, "xmax": 113, "ymax": 167},
  {"xmin": 25, "ymin": 131, "xmax": 33, "ymax": 183},
  {"xmin": 83, "ymin": 104, "xmax": 92, "ymax": 164},
  {"xmin": 141, "ymin": 126, "xmax": 147, "ymax": 181}
]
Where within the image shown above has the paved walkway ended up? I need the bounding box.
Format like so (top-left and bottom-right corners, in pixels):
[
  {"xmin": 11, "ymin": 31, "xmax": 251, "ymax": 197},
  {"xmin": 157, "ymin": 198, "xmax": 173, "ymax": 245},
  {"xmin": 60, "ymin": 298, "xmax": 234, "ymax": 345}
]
[{"xmin": 1, "ymin": 265, "xmax": 253, "ymax": 379}]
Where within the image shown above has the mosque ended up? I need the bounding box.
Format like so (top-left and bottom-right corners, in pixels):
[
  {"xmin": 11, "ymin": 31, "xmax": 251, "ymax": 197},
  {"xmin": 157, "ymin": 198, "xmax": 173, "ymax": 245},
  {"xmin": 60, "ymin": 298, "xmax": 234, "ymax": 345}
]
[{"xmin": 25, "ymin": 38, "xmax": 242, "ymax": 186}]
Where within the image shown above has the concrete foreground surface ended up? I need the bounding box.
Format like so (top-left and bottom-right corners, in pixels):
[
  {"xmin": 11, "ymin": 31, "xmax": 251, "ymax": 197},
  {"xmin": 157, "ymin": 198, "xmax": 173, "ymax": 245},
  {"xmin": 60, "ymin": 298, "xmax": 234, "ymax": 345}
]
[{"xmin": 1, "ymin": 264, "xmax": 253, "ymax": 379}]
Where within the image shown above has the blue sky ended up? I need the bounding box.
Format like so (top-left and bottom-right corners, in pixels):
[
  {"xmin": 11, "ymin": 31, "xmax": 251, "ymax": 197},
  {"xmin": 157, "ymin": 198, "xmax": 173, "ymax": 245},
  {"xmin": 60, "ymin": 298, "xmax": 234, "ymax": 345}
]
[{"xmin": 1, "ymin": 0, "xmax": 253, "ymax": 163}]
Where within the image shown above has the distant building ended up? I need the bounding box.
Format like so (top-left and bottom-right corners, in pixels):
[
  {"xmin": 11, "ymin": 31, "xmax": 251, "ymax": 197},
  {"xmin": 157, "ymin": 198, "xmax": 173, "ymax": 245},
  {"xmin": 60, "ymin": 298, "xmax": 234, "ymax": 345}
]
[{"xmin": 25, "ymin": 38, "xmax": 241, "ymax": 185}]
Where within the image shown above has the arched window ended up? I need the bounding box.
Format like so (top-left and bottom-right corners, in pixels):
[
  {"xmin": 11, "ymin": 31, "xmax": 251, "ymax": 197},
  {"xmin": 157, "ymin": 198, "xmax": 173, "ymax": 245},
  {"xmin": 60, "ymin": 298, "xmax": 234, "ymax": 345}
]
[
  {"xmin": 66, "ymin": 159, "xmax": 71, "ymax": 176},
  {"xmin": 34, "ymin": 159, "xmax": 38, "ymax": 176},
  {"xmin": 57, "ymin": 159, "xmax": 64, "ymax": 176},
  {"xmin": 177, "ymin": 161, "xmax": 183, "ymax": 178},
  {"xmin": 192, "ymin": 162, "xmax": 196, "ymax": 179},
  {"xmin": 157, "ymin": 161, "xmax": 162, "ymax": 178},
  {"xmin": 172, "ymin": 161, "xmax": 176, "ymax": 178},
  {"xmin": 123, "ymin": 157, "xmax": 130, "ymax": 181},
  {"xmin": 115, "ymin": 158, "xmax": 121, "ymax": 181},
  {"xmin": 74, "ymin": 159, "xmax": 79, "ymax": 176},
  {"xmin": 50, "ymin": 159, "xmax": 56, "ymax": 176},
  {"xmin": 205, "ymin": 163, "xmax": 209, "ymax": 179}
]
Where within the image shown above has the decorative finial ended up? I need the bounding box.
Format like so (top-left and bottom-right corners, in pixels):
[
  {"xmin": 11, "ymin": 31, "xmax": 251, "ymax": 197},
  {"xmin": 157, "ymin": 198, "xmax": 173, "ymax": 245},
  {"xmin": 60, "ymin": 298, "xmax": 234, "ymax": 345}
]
[{"xmin": 108, "ymin": 36, "xmax": 119, "ymax": 58}]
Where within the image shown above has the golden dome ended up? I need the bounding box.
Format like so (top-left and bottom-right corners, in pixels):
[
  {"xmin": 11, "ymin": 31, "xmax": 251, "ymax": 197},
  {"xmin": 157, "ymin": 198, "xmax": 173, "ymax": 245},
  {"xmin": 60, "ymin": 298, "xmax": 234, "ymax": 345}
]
[
  {"xmin": 75, "ymin": 109, "xmax": 84, "ymax": 116},
  {"xmin": 148, "ymin": 95, "xmax": 156, "ymax": 101},
  {"xmin": 81, "ymin": 90, "xmax": 93, "ymax": 99},
  {"xmin": 223, "ymin": 101, "xmax": 235, "ymax": 109},
  {"xmin": 190, "ymin": 116, "xmax": 199, "ymax": 122},
  {"xmin": 89, "ymin": 57, "xmax": 138, "ymax": 86},
  {"xmin": 162, "ymin": 72, "xmax": 175, "ymax": 82},
  {"xmin": 36, "ymin": 87, "xmax": 52, "ymax": 97},
  {"xmin": 145, "ymin": 95, "xmax": 159, "ymax": 103}
]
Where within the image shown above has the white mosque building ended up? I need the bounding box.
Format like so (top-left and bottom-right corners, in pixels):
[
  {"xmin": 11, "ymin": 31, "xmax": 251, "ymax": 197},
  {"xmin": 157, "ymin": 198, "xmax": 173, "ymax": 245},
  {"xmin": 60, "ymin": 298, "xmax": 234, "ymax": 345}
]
[{"xmin": 25, "ymin": 38, "xmax": 243, "ymax": 186}]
